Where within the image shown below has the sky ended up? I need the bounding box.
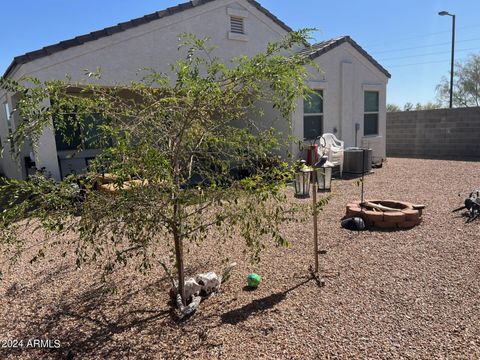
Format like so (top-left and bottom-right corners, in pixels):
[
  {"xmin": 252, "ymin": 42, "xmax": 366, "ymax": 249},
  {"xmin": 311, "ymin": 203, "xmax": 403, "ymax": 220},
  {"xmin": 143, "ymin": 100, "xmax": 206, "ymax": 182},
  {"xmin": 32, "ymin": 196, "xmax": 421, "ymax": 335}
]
[{"xmin": 1, "ymin": 0, "xmax": 479, "ymax": 107}]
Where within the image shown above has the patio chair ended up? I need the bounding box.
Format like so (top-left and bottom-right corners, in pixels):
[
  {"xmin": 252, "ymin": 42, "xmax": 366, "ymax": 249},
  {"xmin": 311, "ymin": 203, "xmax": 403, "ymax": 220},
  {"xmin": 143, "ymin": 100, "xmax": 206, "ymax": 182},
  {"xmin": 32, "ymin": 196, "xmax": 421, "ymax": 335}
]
[{"xmin": 319, "ymin": 133, "xmax": 344, "ymax": 177}]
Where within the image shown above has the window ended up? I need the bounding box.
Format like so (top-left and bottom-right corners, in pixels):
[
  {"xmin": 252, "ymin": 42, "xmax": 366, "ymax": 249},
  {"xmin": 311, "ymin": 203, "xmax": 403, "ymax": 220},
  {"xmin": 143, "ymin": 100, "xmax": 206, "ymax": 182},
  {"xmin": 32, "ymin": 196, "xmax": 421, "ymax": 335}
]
[
  {"xmin": 3, "ymin": 102, "xmax": 13, "ymax": 135},
  {"xmin": 54, "ymin": 114, "xmax": 82, "ymax": 151},
  {"xmin": 364, "ymin": 91, "xmax": 379, "ymax": 136},
  {"xmin": 230, "ymin": 16, "xmax": 244, "ymax": 34},
  {"xmin": 303, "ymin": 90, "xmax": 323, "ymax": 140},
  {"xmin": 54, "ymin": 112, "xmax": 110, "ymax": 151}
]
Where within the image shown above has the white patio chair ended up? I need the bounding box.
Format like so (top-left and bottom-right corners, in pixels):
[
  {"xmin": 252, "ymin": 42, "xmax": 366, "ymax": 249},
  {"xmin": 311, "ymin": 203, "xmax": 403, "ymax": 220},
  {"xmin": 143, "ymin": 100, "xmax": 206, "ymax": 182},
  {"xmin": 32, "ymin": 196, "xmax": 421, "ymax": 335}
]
[{"xmin": 319, "ymin": 133, "xmax": 344, "ymax": 177}]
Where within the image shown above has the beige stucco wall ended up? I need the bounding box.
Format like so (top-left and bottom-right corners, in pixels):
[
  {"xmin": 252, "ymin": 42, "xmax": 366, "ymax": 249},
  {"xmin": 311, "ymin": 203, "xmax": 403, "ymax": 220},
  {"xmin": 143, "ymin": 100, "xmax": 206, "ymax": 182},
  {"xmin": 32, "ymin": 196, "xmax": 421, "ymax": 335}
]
[
  {"xmin": 0, "ymin": 92, "xmax": 30, "ymax": 179},
  {"xmin": 1, "ymin": 0, "xmax": 290, "ymax": 179},
  {"xmin": 291, "ymin": 42, "xmax": 389, "ymax": 163},
  {"xmin": 0, "ymin": 0, "xmax": 389, "ymax": 179},
  {"xmin": 9, "ymin": 1, "xmax": 287, "ymax": 83}
]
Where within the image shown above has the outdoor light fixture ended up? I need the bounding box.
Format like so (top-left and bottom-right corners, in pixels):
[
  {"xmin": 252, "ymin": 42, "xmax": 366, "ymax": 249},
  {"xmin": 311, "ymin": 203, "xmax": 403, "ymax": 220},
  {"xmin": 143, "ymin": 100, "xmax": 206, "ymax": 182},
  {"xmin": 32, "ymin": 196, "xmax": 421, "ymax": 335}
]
[
  {"xmin": 315, "ymin": 159, "xmax": 334, "ymax": 192},
  {"xmin": 294, "ymin": 170, "xmax": 311, "ymax": 198},
  {"xmin": 292, "ymin": 158, "xmax": 329, "ymax": 278},
  {"xmin": 438, "ymin": 10, "xmax": 456, "ymax": 109}
]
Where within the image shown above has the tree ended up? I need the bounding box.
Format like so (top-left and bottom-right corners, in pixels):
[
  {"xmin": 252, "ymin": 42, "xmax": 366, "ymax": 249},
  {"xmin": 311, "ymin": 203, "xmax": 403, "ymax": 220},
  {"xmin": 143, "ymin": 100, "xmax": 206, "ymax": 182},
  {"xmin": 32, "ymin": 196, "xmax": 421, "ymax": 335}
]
[
  {"xmin": 0, "ymin": 31, "xmax": 317, "ymax": 307},
  {"xmin": 387, "ymin": 103, "xmax": 401, "ymax": 112},
  {"xmin": 436, "ymin": 53, "xmax": 480, "ymax": 107},
  {"xmin": 414, "ymin": 102, "xmax": 442, "ymax": 110},
  {"xmin": 388, "ymin": 102, "xmax": 441, "ymax": 112}
]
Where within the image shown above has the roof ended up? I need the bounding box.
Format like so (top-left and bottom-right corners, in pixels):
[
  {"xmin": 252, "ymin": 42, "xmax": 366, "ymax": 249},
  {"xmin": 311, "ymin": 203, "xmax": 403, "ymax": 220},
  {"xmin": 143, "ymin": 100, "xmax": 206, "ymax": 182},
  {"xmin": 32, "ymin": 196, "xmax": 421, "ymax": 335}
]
[
  {"xmin": 298, "ymin": 36, "xmax": 391, "ymax": 78},
  {"xmin": 3, "ymin": 0, "xmax": 292, "ymax": 78}
]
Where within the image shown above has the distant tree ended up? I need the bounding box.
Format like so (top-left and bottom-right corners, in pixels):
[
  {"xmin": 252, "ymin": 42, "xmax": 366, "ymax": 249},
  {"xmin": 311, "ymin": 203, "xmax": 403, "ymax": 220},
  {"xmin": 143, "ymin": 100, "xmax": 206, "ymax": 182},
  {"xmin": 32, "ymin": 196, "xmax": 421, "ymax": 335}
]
[
  {"xmin": 414, "ymin": 101, "xmax": 442, "ymax": 110},
  {"xmin": 388, "ymin": 102, "xmax": 441, "ymax": 113},
  {"xmin": 387, "ymin": 103, "xmax": 401, "ymax": 112},
  {"xmin": 436, "ymin": 53, "xmax": 480, "ymax": 107}
]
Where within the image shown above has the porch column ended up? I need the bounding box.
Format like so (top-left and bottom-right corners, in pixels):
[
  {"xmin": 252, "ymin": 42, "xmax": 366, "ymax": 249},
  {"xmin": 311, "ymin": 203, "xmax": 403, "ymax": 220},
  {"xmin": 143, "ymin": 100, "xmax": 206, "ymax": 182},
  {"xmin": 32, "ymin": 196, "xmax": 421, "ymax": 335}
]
[{"xmin": 33, "ymin": 98, "xmax": 61, "ymax": 181}]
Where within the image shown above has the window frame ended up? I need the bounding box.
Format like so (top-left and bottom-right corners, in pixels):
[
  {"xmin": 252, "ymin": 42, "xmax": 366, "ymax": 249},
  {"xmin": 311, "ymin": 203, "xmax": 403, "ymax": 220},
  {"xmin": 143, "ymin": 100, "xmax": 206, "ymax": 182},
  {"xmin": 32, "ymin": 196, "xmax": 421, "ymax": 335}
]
[
  {"xmin": 363, "ymin": 90, "xmax": 379, "ymax": 136},
  {"xmin": 303, "ymin": 89, "xmax": 324, "ymax": 140},
  {"xmin": 3, "ymin": 101, "xmax": 13, "ymax": 135},
  {"xmin": 54, "ymin": 111, "xmax": 111, "ymax": 152}
]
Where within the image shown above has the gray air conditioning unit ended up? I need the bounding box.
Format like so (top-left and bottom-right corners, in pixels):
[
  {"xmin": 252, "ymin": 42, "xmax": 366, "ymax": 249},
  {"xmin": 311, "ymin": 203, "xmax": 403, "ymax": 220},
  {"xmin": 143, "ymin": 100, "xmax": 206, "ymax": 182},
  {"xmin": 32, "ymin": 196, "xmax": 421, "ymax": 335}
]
[{"xmin": 343, "ymin": 147, "xmax": 372, "ymax": 176}]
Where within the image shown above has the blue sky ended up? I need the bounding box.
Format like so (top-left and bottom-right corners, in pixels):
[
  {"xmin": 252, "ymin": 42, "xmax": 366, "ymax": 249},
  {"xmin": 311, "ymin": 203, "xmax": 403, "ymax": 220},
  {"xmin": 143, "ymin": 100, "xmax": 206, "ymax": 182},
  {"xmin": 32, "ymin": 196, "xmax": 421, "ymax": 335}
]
[{"xmin": 1, "ymin": 0, "xmax": 479, "ymax": 107}]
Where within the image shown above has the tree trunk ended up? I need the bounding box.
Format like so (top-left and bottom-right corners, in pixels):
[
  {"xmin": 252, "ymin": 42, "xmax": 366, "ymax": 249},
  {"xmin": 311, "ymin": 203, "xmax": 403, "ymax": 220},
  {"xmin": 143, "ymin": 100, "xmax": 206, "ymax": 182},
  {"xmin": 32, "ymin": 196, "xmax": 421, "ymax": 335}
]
[
  {"xmin": 173, "ymin": 158, "xmax": 186, "ymax": 306},
  {"xmin": 173, "ymin": 226, "xmax": 186, "ymax": 306}
]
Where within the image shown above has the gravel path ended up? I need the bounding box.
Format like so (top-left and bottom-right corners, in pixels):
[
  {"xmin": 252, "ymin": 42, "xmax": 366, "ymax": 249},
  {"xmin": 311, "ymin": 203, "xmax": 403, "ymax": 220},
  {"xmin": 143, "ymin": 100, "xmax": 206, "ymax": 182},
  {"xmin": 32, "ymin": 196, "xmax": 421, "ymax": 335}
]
[{"xmin": 1, "ymin": 158, "xmax": 479, "ymax": 359}]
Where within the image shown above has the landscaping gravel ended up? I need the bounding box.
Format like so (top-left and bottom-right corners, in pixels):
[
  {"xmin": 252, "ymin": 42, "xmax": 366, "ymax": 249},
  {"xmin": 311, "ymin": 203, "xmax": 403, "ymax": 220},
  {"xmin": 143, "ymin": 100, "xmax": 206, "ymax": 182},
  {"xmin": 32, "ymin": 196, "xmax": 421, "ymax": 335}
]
[{"xmin": 1, "ymin": 158, "xmax": 479, "ymax": 359}]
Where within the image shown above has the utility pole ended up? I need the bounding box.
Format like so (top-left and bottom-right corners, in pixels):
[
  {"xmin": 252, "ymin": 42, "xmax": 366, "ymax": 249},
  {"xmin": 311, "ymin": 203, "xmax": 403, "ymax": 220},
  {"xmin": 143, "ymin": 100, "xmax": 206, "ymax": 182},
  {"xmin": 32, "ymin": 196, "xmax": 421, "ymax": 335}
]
[{"xmin": 438, "ymin": 11, "xmax": 456, "ymax": 108}]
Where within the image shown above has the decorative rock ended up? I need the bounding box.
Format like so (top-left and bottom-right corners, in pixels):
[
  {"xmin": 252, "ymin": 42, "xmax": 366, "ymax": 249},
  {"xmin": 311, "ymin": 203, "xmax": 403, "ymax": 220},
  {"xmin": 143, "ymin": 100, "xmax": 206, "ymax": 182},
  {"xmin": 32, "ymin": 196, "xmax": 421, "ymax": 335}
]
[
  {"xmin": 195, "ymin": 272, "xmax": 221, "ymax": 296},
  {"xmin": 176, "ymin": 278, "xmax": 202, "ymax": 302},
  {"xmin": 341, "ymin": 217, "xmax": 366, "ymax": 231},
  {"xmin": 172, "ymin": 264, "xmax": 237, "ymax": 316}
]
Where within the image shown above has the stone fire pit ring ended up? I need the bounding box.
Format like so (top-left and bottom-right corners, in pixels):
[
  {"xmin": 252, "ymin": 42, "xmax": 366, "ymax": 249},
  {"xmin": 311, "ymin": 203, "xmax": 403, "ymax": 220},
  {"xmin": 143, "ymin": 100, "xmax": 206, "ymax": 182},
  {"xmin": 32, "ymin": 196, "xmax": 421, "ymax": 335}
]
[{"xmin": 345, "ymin": 199, "xmax": 423, "ymax": 229}]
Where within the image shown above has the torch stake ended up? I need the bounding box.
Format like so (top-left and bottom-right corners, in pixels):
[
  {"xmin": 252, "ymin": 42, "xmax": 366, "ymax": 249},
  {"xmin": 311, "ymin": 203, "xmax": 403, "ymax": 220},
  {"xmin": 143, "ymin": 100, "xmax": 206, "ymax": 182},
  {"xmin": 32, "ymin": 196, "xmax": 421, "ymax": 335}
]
[
  {"xmin": 312, "ymin": 170, "xmax": 319, "ymax": 273},
  {"xmin": 361, "ymin": 149, "xmax": 365, "ymax": 204}
]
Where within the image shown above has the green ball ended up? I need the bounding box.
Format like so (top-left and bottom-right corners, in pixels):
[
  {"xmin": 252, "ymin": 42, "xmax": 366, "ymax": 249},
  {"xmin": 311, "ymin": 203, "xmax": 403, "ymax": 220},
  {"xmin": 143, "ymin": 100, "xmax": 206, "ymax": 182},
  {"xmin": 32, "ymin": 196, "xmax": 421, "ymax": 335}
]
[{"xmin": 247, "ymin": 273, "xmax": 262, "ymax": 288}]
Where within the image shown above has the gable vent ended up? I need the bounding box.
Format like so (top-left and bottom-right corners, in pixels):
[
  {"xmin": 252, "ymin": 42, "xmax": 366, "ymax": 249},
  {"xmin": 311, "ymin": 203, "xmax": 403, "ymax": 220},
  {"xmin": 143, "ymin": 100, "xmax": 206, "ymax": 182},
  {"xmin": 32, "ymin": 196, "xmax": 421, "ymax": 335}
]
[{"xmin": 230, "ymin": 16, "xmax": 245, "ymax": 34}]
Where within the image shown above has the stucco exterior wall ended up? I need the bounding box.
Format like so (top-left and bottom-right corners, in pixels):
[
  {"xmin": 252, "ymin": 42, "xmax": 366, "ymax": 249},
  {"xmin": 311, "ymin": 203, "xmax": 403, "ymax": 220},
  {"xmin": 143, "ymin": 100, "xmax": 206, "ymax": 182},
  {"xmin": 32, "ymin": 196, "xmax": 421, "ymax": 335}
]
[
  {"xmin": 0, "ymin": 92, "xmax": 29, "ymax": 179},
  {"xmin": 291, "ymin": 43, "xmax": 388, "ymax": 163},
  {"xmin": 8, "ymin": 0, "xmax": 287, "ymax": 83},
  {"xmin": 0, "ymin": 0, "xmax": 389, "ymax": 179},
  {"xmin": 1, "ymin": 0, "xmax": 289, "ymax": 180}
]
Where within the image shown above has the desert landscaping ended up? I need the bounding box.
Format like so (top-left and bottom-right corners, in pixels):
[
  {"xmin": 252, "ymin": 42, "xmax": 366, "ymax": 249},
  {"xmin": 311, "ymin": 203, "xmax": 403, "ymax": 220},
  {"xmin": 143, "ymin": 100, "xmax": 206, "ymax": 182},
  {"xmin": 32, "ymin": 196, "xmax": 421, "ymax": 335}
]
[{"xmin": 1, "ymin": 157, "xmax": 479, "ymax": 359}]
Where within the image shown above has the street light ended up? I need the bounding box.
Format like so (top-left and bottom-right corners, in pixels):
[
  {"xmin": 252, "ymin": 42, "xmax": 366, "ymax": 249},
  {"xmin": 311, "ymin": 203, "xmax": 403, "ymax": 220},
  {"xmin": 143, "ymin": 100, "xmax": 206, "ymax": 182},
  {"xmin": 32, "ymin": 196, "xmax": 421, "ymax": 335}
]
[{"xmin": 438, "ymin": 10, "xmax": 456, "ymax": 109}]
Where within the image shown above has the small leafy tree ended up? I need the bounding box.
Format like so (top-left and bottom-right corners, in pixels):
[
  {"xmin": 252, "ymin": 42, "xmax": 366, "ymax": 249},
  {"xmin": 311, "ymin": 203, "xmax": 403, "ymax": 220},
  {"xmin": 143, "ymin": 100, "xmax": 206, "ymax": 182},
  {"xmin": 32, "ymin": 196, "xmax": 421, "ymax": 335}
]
[
  {"xmin": 387, "ymin": 103, "xmax": 401, "ymax": 112},
  {"xmin": 403, "ymin": 102, "xmax": 414, "ymax": 111},
  {"xmin": 0, "ymin": 31, "xmax": 317, "ymax": 305},
  {"xmin": 436, "ymin": 53, "xmax": 480, "ymax": 107},
  {"xmin": 414, "ymin": 101, "xmax": 442, "ymax": 110},
  {"xmin": 388, "ymin": 102, "xmax": 441, "ymax": 113}
]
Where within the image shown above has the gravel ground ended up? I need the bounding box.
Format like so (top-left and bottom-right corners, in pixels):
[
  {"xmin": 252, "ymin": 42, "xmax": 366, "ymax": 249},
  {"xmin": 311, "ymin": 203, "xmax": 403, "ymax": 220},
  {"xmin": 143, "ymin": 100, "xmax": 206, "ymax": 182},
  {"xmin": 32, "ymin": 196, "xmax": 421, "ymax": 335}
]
[{"xmin": 1, "ymin": 157, "xmax": 479, "ymax": 360}]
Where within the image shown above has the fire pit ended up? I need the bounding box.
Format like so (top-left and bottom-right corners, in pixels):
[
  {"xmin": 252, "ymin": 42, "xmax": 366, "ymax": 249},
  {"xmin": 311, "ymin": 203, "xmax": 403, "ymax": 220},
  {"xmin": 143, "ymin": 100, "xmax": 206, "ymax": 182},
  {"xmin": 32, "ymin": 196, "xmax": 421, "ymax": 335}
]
[{"xmin": 345, "ymin": 199, "xmax": 423, "ymax": 229}]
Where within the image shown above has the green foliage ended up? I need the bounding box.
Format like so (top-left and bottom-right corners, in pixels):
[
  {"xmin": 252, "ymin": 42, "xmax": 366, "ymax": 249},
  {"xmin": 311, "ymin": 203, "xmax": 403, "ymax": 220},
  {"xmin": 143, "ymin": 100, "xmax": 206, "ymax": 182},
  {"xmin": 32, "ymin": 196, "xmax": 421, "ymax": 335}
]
[
  {"xmin": 403, "ymin": 102, "xmax": 414, "ymax": 112},
  {"xmin": 0, "ymin": 174, "xmax": 84, "ymax": 233},
  {"xmin": 0, "ymin": 31, "xmax": 318, "ymax": 287},
  {"xmin": 391, "ymin": 102, "xmax": 442, "ymax": 112},
  {"xmin": 387, "ymin": 103, "xmax": 401, "ymax": 112},
  {"xmin": 436, "ymin": 53, "xmax": 480, "ymax": 107},
  {"xmin": 313, "ymin": 194, "xmax": 331, "ymax": 214},
  {"xmin": 414, "ymin": 101, "xmax": 442, "ymax": 110}
]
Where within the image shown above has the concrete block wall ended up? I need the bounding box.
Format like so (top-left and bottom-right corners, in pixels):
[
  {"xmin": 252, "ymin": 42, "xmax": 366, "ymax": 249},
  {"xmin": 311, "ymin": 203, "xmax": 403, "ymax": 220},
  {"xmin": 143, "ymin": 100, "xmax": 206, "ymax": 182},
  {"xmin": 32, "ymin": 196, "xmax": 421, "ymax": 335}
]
[{"xmin": 386, "ymin": 107, "xmax": 480, "ymax": 160}]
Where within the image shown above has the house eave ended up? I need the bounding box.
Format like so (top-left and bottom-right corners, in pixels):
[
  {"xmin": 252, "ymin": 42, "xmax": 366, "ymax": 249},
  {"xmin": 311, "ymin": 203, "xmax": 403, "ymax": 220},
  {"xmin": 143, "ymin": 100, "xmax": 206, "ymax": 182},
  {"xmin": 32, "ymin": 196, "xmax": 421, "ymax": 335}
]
[
  {"xmin": 306, "ymin": 36, "xmax": 391, "ymax": 79},
  {"xmin": 1, "ymin": 0, "xmax": 293, "ymax": 79}
]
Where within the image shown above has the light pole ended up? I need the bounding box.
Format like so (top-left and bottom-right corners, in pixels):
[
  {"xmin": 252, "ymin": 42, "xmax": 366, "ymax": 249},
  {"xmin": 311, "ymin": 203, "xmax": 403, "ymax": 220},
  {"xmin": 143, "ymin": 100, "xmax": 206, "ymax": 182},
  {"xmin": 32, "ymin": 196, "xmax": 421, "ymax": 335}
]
[{"xmin": 438, "ymin": 11, "xmax": 456, "ymax": 108}]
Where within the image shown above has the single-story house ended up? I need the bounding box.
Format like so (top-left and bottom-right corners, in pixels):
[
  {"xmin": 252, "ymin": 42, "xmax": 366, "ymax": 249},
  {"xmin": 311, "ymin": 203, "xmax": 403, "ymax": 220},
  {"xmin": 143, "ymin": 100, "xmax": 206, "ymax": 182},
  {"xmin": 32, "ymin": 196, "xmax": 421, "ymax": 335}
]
[{"xmin": 0, "ymin": 0, "xmax": 390, "ymax": 180}]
